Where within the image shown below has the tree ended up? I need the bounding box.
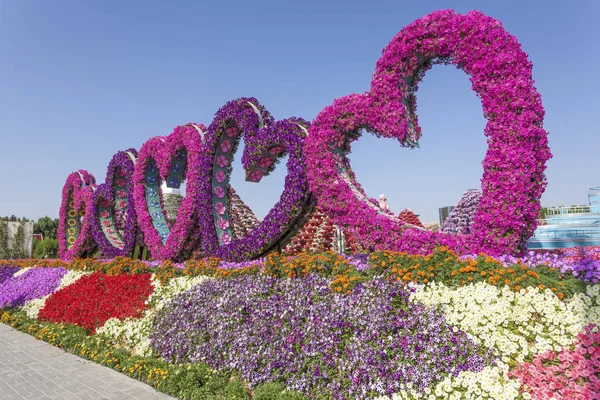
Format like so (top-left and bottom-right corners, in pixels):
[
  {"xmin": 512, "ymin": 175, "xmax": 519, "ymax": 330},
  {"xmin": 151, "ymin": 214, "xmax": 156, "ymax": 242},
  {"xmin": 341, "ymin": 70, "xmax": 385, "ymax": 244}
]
[
  {"xmin": 34, "ymin": 216, "xmax": 59, "ymax": 240},
  {"xmin": 34, "ymin": 238, "xmax": 58, "ymax": 259}
]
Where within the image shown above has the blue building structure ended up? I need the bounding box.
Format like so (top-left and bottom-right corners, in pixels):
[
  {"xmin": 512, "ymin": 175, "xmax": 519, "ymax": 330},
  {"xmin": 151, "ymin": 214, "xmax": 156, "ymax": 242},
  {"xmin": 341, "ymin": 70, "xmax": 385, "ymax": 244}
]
[{"xmin": 527, "ymin": 187, "xmax": 600, "ymax": 249}]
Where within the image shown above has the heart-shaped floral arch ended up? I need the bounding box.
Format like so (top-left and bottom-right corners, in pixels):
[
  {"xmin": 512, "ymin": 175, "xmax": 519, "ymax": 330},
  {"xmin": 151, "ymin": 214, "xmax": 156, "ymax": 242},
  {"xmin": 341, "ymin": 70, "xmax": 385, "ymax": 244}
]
[
  {"xmin": 197, "ymin": 98, "xmax": 314, "ymax": 260},
  {"xmin": 58, "ymin": 170, "xmax": 97, "ymax": 259},
  {"xmin": 90, "ymin": 149, "xmax": 139, "ymax": 258},
  {"xmin": 304, "ymin": 9, "xmax": 551, "ymax": 256},
  {"xmin": 133, "ymin": 123, "xmax": 206, "ymax": 260}
]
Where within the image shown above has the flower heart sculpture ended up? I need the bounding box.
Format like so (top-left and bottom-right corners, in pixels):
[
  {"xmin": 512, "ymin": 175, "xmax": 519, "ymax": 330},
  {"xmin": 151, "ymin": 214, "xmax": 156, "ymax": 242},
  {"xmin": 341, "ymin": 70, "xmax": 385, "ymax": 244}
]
[
  {"xmin": 58, "ymin": 170, "xmax": 97, "ymax": 259},
  {"xmin": 133, "ymin": 123, "xmax": 206, "ymax": 260},
  {"xmin": 197, "ymin": 98, "xmax": 315, "ymax": 261},
  {"xmin": 304, "ymin": 9, "xmax": 551, "ymax": 256},
  {"xmin": 90, "ymin": 149, "xmax": 138, "ymax": 258}
]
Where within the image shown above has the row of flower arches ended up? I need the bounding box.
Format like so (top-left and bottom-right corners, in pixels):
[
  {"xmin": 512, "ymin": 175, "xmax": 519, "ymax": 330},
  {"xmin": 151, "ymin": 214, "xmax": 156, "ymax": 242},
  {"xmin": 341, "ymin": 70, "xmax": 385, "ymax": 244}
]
[{"xmin": 58, "ymin": 10, "xmax": 550, "ymax": 261}]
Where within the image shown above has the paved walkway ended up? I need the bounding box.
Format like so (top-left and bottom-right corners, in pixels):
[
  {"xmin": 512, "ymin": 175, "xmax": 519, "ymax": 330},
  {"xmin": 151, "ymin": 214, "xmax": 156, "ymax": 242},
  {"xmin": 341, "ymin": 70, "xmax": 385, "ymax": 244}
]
[{"xmin": 0, "ymin": 323, "xmax": 176, "ymax": 400}]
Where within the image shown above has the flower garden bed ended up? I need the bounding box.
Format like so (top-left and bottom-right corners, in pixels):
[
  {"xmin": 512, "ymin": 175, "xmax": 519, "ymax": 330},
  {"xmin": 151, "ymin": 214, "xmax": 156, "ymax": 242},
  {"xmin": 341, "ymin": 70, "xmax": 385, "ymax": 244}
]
[{"xmin": 0, "ymin": 248, "xmax": 599, "ymax": 399}]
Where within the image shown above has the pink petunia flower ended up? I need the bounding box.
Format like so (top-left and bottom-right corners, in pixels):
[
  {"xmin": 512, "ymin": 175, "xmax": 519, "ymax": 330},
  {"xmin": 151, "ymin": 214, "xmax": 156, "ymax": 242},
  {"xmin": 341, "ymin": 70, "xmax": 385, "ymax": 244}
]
[
  {"xmin": 215, "ymin": 170, "xmax": 226, "ymax": 183},
  {"xmin": 220, "ymin": 139, "xmax": 232, "ymax": 153},
  {"xmin": 259, "ymin": 157, "xmax": 273, "ymax": 168},
  {"xmin": 249, "ymin": 169, "xmax": 263, "ymax": 182},
  {"xmin": 216, "ymin": 155, "xmax": 229, "ymax": 168},
  {"xmin": 226, "ymin": 126, "xmax": 239, "ymax": 137},
  {"xmin": 269, "ymin": 146, "xmax": 283, "ymax": 155},
  {"xmin": 215, "ymin": 202, "xmax": 226, "ymax": 215},
  {"xmin": 220, "ymin": 232, "xmax": 231, "ymax": 244},
  {"xmin": 217, "ymin": 217, "xmax": 230, "ymax": 230},
  {"xmin": 214, "ymin": 186, "xmax": 225, "ymax": 198}
]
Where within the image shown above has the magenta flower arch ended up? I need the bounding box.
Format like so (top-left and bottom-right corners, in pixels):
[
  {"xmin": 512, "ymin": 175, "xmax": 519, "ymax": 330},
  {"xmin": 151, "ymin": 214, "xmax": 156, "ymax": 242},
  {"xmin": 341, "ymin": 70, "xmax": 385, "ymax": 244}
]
[
  {"xmin": 304, "ymin": 10, "xmax": 551, "ymax": 256},
  {"xmin": 58, "ymin": 170, "xmax": 97, "ymax": 260},
  {"xmin": 133, "ymin": 123, "xmax": 206, "ymax": 261},
  {"xmin": 90, "ymin": 149, "xmax": 138, "ymax": 258}
]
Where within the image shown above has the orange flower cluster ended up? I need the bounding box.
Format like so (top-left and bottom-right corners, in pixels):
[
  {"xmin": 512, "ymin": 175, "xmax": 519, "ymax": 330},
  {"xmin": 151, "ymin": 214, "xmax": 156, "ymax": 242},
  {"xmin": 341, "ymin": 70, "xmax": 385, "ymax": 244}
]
[
  {"xmin": 264, "ymin": 251, "xmax": 364, "ymax": 293},
  {"xmin": 369, "ymin": 247, "xmax": 573, "ymax": 298}
]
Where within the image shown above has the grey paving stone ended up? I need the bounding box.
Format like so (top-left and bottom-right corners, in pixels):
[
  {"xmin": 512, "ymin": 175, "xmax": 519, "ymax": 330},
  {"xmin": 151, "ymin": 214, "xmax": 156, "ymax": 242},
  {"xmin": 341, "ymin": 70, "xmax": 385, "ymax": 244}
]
[{"xmin": 0, "ymin": 322, "xmax": 176, "ymax": 400}]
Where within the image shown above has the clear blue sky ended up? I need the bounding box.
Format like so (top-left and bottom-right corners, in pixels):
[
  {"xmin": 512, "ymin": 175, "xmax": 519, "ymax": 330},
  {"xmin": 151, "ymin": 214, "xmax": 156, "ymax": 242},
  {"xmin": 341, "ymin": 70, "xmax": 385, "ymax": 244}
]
[{"xmin": 1, "ymin": 0, "xmax": 598, "ymax": 224}]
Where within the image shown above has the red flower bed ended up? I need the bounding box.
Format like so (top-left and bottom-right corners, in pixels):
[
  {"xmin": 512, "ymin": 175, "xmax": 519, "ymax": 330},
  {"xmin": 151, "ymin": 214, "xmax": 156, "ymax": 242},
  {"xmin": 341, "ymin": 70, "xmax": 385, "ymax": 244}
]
[{"xmin": 39, "ymin": 271, "xmax": 154, "ymax": 332}]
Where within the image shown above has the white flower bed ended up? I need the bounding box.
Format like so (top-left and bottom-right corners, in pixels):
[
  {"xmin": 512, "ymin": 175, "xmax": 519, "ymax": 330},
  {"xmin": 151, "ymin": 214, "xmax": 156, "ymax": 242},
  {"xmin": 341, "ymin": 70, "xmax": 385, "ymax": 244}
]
[{"xmin": 96, "ymin": 274, "xmax": 210, "ymax": 356}]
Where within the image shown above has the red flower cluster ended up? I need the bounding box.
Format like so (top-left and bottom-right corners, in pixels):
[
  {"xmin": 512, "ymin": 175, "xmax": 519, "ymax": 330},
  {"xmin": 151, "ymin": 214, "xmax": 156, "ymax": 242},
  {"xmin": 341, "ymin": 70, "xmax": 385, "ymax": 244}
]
[
  {"xmin": 39, "ymin": 271, "xmax": 154, "ymax": 332},
  {"xmin": 284, "ymin": 207, "xmax": 335, "ymax": 255},
  {"xmin": 397, "ymin": 209, "xmax": 424, "ymax": 229}
]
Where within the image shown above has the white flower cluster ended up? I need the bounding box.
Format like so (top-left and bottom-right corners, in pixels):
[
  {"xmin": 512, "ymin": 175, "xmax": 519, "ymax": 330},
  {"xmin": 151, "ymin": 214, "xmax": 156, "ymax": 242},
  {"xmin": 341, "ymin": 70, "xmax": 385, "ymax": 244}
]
[
  {"xmin": 96, "ymin": 274, "xmax": 209, "ymax": 356},
  {"xmin": 377, "ymin": 365, "xmax": 521, "ymax": 400},
  {"xmin": 378, "ymin": 281, "xmax": 600, "ymax": 399},
  {"xmin": 410, "ymin": 282, "xmax": 600, "ymax": 363},
  {"xmin": 21, "ymin": 270, "xmax": 91, "ymax": 319}
]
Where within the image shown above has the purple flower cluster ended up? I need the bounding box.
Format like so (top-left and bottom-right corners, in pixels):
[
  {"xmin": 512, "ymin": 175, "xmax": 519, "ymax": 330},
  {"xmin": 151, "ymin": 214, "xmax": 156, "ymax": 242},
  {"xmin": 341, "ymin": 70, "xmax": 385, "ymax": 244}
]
[
  {"xmin": 499, "ymin": 251, "xmax": 600, "ymax": 284},
  {"xmin": 197, "ymin": 98, "xmax": 273, "ymax": 255},
  {"xmin": 198, "ymin": 98, "xmax": 314, "ymax": 261},
  {"xmin": 441, "ymin": 189, "xmax": 482, "ymax": 234},
  {"xmin": 343, "ymin": 253, "xmax": 370, "ymax": 272},
  {"xmin": 91, "ymin": 149, "xmax": 139, "ymax": 258},
  {"xmin": 0, "ymin": 267, "xmax": 67, "ymax": 308},
  {"xmin": 0, "ymin": 266, "xmax": 20, "ymax": 285},
  {"xmin": 218, "ymin": 258, "xmax": 265, "ymax": 270},
  {"xmin": 151, "ymin": 275, "xmax": 492, "ymax": 398}
]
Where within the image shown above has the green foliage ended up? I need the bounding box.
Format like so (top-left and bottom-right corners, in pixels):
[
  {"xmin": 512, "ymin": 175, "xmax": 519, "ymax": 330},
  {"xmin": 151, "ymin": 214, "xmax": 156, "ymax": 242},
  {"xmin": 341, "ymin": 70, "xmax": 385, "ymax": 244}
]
[
  {"xmin": 34, "ymin": 216, "xmax": 59, "ymax": 240},
  {"xmin": 33, "ymin": 238, "xmax": 59, "ymax": 259}
]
